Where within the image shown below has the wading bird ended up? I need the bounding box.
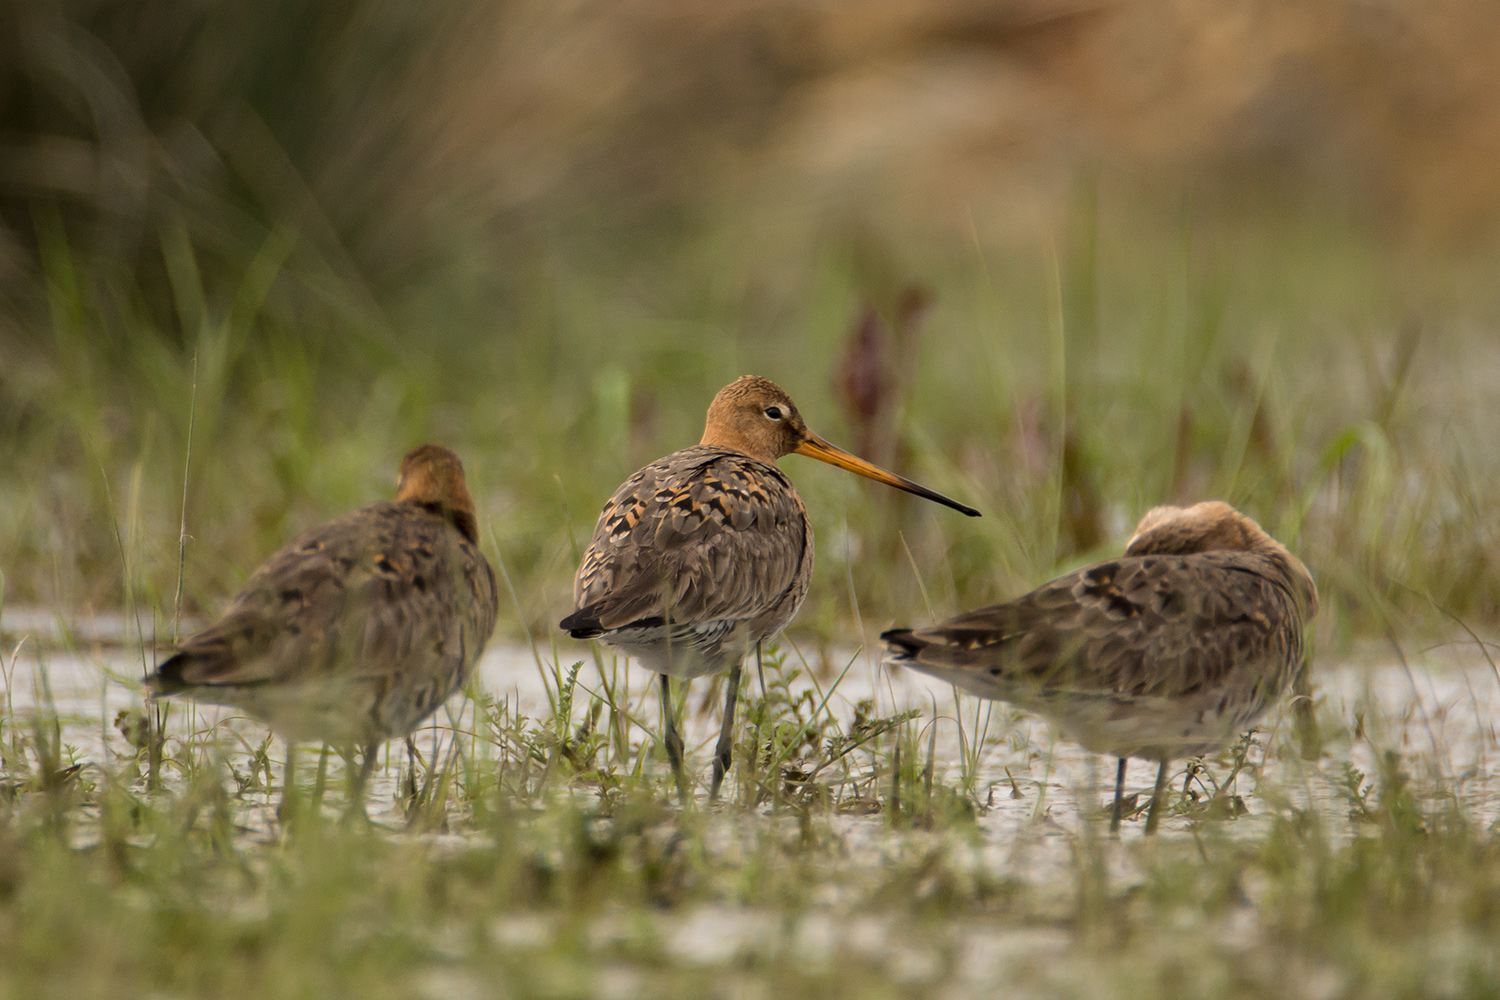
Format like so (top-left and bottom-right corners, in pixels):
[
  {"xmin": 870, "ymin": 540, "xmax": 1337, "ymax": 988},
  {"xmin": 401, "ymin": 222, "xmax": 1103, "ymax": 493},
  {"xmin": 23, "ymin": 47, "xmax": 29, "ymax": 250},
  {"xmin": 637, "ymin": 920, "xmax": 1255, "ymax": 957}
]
[
  {"xmin": 882, "ymin": 501, "xmax": 1316, "ymax": 834},
  {"xmin": 148, "ymin": 444, "xmax": 498, "ymax": 815},
  {"xmin": 561, "ymin": 375, "xmax": 979, "ymax": 800}
]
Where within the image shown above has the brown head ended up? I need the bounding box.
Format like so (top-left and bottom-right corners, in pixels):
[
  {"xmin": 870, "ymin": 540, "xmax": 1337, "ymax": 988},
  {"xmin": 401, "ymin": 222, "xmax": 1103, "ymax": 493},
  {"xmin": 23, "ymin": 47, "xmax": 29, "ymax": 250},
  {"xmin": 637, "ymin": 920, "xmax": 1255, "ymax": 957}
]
[
  {"xmin": 699, "ymin": 375, "xmax": 980, "ymax": 517},
  {"xmin": 396, "ymin": 444, "xmax": 480, "ymax": 543},
  {"xmin": 1125, "ymin": 501, "xmax": 1318, "ymax": 617}
]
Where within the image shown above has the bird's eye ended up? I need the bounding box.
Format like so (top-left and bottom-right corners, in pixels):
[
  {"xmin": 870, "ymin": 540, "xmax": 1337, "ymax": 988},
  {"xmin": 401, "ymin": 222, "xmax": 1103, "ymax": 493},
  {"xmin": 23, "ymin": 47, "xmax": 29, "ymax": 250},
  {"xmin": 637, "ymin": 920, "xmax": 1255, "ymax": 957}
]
[{"xmin": 764, "ymin": 406, "xmax": 783, "ymax": 421}]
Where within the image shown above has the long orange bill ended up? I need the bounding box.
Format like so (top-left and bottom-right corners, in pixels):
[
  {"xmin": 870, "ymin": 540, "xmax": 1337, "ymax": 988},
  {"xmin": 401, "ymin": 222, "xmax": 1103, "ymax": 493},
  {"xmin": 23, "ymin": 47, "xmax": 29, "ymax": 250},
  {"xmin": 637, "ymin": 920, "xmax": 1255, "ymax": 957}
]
[{"xmin": 793, "ymin": 433, "xmax": 981, "ymax": 517}]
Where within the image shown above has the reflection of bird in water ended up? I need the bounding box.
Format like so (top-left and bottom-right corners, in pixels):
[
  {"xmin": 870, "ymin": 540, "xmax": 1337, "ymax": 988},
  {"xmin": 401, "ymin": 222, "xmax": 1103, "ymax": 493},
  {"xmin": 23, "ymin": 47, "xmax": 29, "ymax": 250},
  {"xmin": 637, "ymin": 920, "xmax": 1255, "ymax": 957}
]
[
  {"xmin": 883, "ymin": 501, "xmax": 1317, "ymax": 834},
  {"xmin": 149, "ymin": 445, "xmax": 498, "ymax": 814},
  {"xmin": 562, "ymin": 375, "xmax": 979, "ymax": 800}
]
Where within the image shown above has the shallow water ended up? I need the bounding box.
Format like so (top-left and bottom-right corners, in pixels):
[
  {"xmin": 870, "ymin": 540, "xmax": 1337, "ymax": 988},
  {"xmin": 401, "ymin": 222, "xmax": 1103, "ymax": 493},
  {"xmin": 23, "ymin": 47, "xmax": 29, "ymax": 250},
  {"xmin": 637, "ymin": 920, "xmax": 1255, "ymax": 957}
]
[
  {"xmin": 5, "ymin": 606, "xmax": 1498, "ymax": 843},
  {"xmin": 6, "ymin": 608, "xmax": 1500, "ymax": 989}
]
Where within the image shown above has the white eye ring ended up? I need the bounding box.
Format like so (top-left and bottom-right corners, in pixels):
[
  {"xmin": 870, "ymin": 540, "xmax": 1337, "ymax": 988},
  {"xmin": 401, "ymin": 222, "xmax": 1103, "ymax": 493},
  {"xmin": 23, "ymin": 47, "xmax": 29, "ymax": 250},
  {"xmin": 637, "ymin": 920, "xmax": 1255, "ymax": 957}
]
[{"xmin": 764, "ymin": 406, "xmax": 784, "ymax": 421}]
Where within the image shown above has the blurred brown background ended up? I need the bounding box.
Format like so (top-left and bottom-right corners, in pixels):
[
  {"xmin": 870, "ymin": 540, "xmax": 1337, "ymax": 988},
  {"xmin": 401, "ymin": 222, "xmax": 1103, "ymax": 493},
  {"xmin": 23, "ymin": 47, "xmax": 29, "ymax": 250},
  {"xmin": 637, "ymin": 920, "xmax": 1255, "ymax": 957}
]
[
  {"xmin": 3, "ymin": 0, "xmax": 1500, "ymax": 629},
  {"xmin": 5, "ymin": 0, "xmax": 1500, "ymax": 312}
]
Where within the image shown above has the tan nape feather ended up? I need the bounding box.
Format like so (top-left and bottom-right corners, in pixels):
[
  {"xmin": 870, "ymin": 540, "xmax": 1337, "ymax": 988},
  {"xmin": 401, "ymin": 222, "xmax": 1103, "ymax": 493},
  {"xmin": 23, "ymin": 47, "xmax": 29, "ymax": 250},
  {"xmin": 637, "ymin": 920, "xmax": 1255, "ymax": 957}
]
[
  {"xmin": 1125, "ymin": 501, "xmax": 1264, "ymax": 555},
  {"xmin": 698, "ymin": 375, "xmax": 808, "ymax": 461},
  {"xmin": 397, "ymin": 444, "xmax": 480, "ymax": 543},
  {"xmin": 1125, "ymin": 501, "xmax": 1317, "ymax": 616}
]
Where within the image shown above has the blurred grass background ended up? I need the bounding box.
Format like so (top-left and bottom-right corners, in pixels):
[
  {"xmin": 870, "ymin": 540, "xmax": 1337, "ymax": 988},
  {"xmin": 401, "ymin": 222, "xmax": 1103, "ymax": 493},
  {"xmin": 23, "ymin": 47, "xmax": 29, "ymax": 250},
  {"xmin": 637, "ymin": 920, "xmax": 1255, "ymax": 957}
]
[{"xmin": 3, "ymin": 0, "xmax": 1500, "ymax": 643}]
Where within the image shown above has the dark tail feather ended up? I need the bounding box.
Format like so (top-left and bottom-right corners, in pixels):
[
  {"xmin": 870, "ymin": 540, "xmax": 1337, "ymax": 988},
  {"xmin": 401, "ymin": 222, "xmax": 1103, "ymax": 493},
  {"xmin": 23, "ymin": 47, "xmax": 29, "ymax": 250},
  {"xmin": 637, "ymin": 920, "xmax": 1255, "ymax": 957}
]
[
  {"xmin": 147, "ymin": 647, "xmax": 234, "ymax": 695},
  {"xmin": 147, "ymin": 651, "xmax": 194, "ymax": 696},
  {"xmin": 560, "ymin": 607, "xmax": 669, "ymax": 640},
  {"xmin": 880, "ymin": 628, "xmax": 926, "ymax": 661},
  {"xmin": 558, "ymin": 608, "xmax": 604, "ymax": 639}
]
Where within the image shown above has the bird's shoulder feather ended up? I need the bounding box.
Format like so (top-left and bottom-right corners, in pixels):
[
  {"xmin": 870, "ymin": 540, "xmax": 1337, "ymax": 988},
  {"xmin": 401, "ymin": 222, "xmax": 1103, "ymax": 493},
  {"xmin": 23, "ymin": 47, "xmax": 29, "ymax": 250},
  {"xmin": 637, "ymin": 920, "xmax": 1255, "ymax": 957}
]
[
  {"xmin": 899, "ymin": 552, "xmax": 1303, "ymax": 698},
  {"xmin": 570, "ymin": 445, "xmax": 809, "ymax": 631},
  {"xmin": 167, "ymin": 501, "xmax": 497, "ymax": 687}
]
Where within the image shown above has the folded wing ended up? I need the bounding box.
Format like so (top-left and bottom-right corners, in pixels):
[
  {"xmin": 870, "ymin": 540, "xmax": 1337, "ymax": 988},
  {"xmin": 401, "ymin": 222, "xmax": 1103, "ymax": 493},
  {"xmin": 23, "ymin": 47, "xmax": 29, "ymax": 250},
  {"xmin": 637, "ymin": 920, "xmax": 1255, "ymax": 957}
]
[
  {"xmin": 563, "ymin": 447, "xmax": 808, "ymax": 636},
  {"xmin": 156, "ymin": 501, "xmax": 498, "ymax": 698},
  {"xmin": 884, "ymin": 553, "xmax": 1302, "ymax": 701}
]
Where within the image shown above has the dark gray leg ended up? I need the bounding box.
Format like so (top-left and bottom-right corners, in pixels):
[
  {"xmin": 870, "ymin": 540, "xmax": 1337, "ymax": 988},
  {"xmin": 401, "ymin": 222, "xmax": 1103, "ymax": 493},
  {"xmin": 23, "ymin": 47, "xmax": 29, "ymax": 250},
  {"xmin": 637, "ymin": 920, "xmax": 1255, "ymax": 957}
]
[
  {"xmin": 660, "ymin": 673, "xmax": 687, "ymax": 800},
  {"xmin": 709, "ymin": 661, "xmax": 743, "ymax": 802},
  {"xmin": 752, "ymin": 643, "xmax": 767, "ymax": 795},
  {"xmin": 311, "ymin": 743, "xmax": 332, "ymax": 813},
  {"xmin": 353, "ymin": 742, "xmax": 380, "ymax": 798},
  {"xmin": 344, "ymin": 742, "xmax": 379, "ymax": 822},
  {"xmin": 403, "ymin": 736, "xmax": 420, "ymax": 806},
  {"xmin": 1110, "ymin": 757, "xmax": 1127, "ymax": 836},
  {"xmin": 277, "ymin": 742, "xmax": 300, "ymax": 826},
  {"xmin": 1144, "ymin": 760, "xmax": 1171, "ymax": 835}
]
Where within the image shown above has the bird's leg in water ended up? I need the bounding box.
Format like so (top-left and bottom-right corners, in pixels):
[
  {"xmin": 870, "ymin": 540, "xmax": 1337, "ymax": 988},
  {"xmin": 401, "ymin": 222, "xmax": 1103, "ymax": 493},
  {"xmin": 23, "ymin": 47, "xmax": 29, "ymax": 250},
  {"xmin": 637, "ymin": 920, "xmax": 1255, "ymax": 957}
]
[
  {"xmin": 710, "ymin": 662, "xmax": 742, "ymax": 802},
  {"xmin": 1144, "ymin": 760, "xmax": 1171, "ymax": 835},
  {"xmin": 312, "ymin": 743, "xmax": 331, "ymax": 811},
  {"xmin": 1110, "ymin": 757, "xmax": 1127, "ymax": 836},
  {"xmin": 660, "ymin": 673, "xmax": 687, "ymax": 801},
  {"xmin": 344, "ymin": 742, "xmax": 379, "ymax": 823},
  {"xmin": 277, "ymin": 742, "xmax": 301, "ymax": 827}
]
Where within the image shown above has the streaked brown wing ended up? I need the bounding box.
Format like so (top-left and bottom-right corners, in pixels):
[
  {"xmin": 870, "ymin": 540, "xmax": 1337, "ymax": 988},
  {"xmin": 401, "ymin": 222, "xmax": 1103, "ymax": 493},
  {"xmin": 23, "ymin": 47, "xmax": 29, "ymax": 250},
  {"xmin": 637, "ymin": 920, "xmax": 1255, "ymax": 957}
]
[
  {"xmin": 894, "ymin": 553, "xmax": 1300, "ymax": 699},
  {"xmin": 569, "ymin": 446, "xmax": 808, "ymax": 631},
  {"xmin": 165, "ymin": 501, "xmax": 498, "ymax": 691}
]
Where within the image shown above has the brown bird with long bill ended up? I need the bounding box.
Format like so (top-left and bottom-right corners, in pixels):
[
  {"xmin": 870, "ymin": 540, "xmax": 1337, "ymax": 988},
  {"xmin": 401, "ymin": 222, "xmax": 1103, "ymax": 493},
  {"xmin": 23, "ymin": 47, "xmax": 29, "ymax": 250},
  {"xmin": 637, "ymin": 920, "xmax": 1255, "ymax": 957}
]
[{"xmin": 561, "ymin": 375, "xmax": 979, "ymax": 800}]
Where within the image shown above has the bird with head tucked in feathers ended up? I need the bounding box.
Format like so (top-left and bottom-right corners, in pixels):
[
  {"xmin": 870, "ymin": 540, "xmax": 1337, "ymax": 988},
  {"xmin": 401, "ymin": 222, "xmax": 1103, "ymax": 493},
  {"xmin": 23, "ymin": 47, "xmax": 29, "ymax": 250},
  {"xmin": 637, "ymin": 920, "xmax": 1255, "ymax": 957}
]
[{"xmin": 883, "ymin": 501, "xmax": 1316, "ymax": 834}]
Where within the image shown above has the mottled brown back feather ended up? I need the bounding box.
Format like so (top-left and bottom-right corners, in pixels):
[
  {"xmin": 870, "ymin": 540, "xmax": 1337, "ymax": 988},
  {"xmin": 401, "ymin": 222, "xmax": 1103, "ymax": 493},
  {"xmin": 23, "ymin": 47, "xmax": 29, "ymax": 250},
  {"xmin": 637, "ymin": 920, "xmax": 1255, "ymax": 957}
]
[
  {"xmin": 150, "ymin": 500, "xmax": 499, "ymax": 745},
  {"xmin": 883, "ymin": 505, "xmax": 1316, "ymax": 761},
  {"xmin": 891, "ymin": 552, "xmax": 1303, "ymax": 700},
  {"xmin": 570, "ymin": 445, "xmax": 811, "ymax": 638}
]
